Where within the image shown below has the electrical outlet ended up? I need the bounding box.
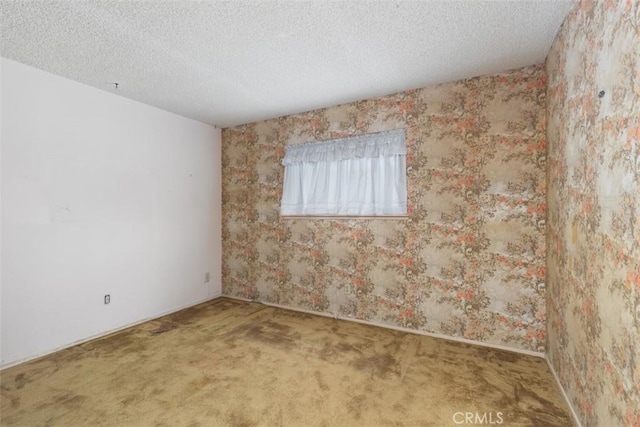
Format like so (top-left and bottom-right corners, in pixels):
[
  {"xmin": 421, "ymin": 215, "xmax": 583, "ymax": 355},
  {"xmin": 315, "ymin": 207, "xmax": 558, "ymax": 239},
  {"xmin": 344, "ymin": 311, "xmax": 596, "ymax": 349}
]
[
  {"xmin": 104, "ymin": 294, "xmax": 110, "ymax": 305},
  {"xmin": 205, "ymin": 272, "xmax": 211, "ymax": 283}
]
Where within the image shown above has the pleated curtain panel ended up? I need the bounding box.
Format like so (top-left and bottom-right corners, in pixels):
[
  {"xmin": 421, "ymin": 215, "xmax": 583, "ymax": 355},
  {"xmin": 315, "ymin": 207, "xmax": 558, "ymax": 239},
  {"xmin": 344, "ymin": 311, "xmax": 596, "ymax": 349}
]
[{"xmin": 280, "ymin": 129, "xmax": 407, "ymax": 216}]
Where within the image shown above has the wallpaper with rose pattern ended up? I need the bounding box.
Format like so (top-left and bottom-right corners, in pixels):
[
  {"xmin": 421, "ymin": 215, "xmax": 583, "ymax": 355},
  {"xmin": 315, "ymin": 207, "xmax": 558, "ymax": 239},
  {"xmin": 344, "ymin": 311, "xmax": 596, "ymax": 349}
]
[
  {"xmin": 546, "ymin": 0, "xmax": 640, "ymax": 426},
  {"xmin": 222, "ymin": 64, "xmax": 547, "ymax": 353}
]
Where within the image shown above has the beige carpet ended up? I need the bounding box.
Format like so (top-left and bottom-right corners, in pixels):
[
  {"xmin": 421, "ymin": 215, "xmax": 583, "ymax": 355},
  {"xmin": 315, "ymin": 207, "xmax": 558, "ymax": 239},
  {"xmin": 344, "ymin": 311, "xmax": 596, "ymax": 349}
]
[{"xmin": 0, "ymin": 298, "xmax": 572, "ymax": 426}]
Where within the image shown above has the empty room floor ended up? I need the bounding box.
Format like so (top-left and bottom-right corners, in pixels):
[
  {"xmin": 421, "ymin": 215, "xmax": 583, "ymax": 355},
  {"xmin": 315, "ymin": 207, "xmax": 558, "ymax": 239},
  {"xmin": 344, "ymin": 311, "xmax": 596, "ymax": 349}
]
[{"xmin": 0, "ymin": 298, "xmax": 572, "ymax": 426}]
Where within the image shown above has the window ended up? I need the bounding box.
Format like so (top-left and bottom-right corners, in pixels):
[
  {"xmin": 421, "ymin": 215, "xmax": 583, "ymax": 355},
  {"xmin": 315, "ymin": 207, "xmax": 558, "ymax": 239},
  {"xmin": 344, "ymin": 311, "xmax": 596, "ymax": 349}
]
[{"xmin": 280, "ymin": 129, "xmax": 407, "ymax": 217}]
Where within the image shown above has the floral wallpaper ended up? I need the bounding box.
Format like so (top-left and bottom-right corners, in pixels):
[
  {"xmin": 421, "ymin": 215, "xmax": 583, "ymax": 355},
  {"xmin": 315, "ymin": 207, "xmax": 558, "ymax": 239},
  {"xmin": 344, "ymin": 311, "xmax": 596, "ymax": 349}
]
[
  {"xmin": 546, "ymin": 0, "xmax": 640, "ymax": 426},
  {"xmin": 222, "ymin": 64, "xmax": 547, "ymax": 353}
]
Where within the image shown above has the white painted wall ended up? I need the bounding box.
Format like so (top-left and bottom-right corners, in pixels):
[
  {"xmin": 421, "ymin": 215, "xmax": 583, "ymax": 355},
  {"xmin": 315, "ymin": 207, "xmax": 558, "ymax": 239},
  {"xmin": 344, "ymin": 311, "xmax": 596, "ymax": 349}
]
[{"xmin": 0, "ymin": 57, "xmax": 222, "ymax": 367}]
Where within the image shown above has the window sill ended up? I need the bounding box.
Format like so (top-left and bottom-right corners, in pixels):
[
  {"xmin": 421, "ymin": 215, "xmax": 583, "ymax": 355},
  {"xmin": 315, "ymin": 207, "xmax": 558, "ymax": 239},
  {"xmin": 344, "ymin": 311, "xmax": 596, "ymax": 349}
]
[{"xmin": 280, "ymin": 215, "xmax": 409, "ymax": 221}]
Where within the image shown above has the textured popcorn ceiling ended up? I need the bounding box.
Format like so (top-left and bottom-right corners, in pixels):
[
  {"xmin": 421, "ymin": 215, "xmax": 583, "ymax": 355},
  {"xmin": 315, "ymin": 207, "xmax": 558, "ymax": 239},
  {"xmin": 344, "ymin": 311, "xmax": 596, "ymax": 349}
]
[{"xmin": 0, "ymin": 0, "xmax": 573, "ymax": 127}]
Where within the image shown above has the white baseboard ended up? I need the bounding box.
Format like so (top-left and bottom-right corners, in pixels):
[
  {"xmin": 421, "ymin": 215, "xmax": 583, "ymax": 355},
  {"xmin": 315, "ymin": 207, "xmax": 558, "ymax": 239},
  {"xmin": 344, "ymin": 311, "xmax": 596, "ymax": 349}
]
[
  {"xmin": 0, "ymin": 293, "xmax": 222, "ymax": 371},
  {"xmin": 545, "ymin": 356, "xmax": 583, "ymax": 427},
  {"xmin": 223, "ymin": 295, "xmax": 544, "ymax": 359},
  {"xmin": 223, "ymin": 294, "xmax": 254, "ymax": 303}
]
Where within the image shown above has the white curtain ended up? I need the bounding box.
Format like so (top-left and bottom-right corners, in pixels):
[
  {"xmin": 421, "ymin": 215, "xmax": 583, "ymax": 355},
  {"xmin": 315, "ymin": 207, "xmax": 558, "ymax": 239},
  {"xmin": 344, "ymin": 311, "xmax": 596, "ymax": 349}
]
[{"xmin": 280, "ymin": 129, "xmax": 407, "ymax": 216}]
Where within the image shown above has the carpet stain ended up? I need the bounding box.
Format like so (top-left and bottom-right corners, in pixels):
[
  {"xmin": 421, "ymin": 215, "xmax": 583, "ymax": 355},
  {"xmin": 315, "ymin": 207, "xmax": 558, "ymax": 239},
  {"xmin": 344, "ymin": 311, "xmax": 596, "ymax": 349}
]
[
  {"xmin": 53, "ymin": 392, "xmax": 87, "ymax": 408},
  {"xmin": 167, "ymin": 307, "xmax": 207, "ymax": 325},
  {"xmin": 229, "ymin": 322, "xmax": 301, "ymax": 350},
  {"xmin": 335, "ymin": 342, "xmax": 358, "ymax": 353},
  {"xmin": 227, "ymin": 410, "xmax": 255, "ymax": 427},
  {"xmin": 351, "ymin": 353, "xmax": 398, "ymax": 378},
  {"xmin": 5, "ymin": 395, "xmax": 20, "ymax": 409},
  {"xmin": 14, "ymin": 373, "xmax": 27, "ymax": 390},
  {"xmin": 120, "ymin": 393, "xmax": 143, "ymax": 406},
  {"xmin": 347, "ymin": 394, "xmax": 367, "ymax": 419},
  {"xmin": 81, "ymin": 331, "xmax": 136, "ymax": 353},
  {"xmin": 149, "ymin": 321, "xmax": 178, "ymax": 335},
  {"xmin": 490, "ymin": 349, "xmax": 521, "ymax": 363},
  {"xmin": 190, "ymin": 375, "xmax": 213, "ymax": 391},
  {"xmin": 314, "ymin": 371, "xmax": 329, "ymax": 391}
]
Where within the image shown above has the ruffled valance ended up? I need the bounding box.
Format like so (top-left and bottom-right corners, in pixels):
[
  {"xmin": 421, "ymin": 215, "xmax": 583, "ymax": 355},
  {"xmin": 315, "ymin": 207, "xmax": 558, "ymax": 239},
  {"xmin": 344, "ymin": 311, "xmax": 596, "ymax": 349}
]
[{"xmin": 282, "ymin": 129, "xmax": 406, "ymax": 165}]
